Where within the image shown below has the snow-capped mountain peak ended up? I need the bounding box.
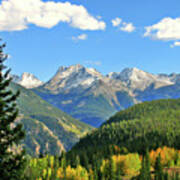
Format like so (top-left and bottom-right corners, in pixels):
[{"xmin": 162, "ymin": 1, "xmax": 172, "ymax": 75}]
[
  {"xmin": 86, "ymin": 67, "xmax": 103, "ymax": 78},
  {"xmin": 45, "ymin": 65, "xmax": 103, "ymax": 91},
  {"xmin": 107, "ymin": 72, "xmax": 121, "ymax": 79},
  {"xmin": 12, "ymin": 72, "xmax": 44, "ymax": 89},
  {"xmin": 119, "ymin": 67, "xmax": 155, "ymax": 82},
  {"xmin": 107, "ymin": 67, "xmax": 151, "ymax": 80},
  {"xmin": 11, "ymin": 65, "xmax": 180, "ymax": 92},
  {"xmin": 107, "ymin": 67, "xmax": 174, "ymax": 90}
]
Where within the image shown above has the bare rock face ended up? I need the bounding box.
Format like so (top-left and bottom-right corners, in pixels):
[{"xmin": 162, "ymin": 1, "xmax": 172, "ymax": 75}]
[
  {"xmin": 11, "ymin": 65, "xmax": 180, "ymax": 127},
  {"xmin": 108, "ymin": 67, "xmax": 174, "ymax": 91},
  {"xmin": 38, "ymin": 65, "xmax": 180, "ymax": 127},
  {"xmin": 44, "ymin": 64, "xmax": 103, "ymax": 93},
  {"xmin": 12, "ymin": 65, "xmax": 178, "ymax": 92}
]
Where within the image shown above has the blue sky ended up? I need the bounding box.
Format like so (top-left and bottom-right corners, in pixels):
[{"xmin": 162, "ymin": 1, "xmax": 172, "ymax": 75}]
[{"xmin": 0, "ymin": 0, "xmax": 180, "ymax": 81}]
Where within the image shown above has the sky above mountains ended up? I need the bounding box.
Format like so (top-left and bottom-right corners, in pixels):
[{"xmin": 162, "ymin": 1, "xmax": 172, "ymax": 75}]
[{"xmin": 0, "ymin": 0, "xmax": 180, "ymax": 81}]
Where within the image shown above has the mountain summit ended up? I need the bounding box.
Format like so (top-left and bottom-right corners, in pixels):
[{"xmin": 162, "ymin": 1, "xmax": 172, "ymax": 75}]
[
  {"xmin": 44, "ymin": 64, "xmax": 103, "ymax": 92},
  {"xmin": 108, "ymin": 67, "xmax": 173, "ymax": 90},
  {"xmin": 12, "ymin": 72, "xmax": 44, "ymax": 89},
  {"xmin": 11, "ymin": 65, "xmax": 180, "ymax": 127}
]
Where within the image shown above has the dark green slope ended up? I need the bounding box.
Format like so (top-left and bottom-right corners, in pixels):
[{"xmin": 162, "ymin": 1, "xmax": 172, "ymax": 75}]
[
  {"xmin": 33, "ymin": 89, "xmax": 115, "ymax": 127},
  {"xmin": 33, "ymin": 86, "xmax": 135, "ymax": 127},
  {"xmin": 106, "ymin": 98, "xmax": 180, "ymax": 124},
  {"xmin": 69, "ymin": 99, "xmax": 180, "ymax": 163},
  {"xmin": 10, "ymin": 83, "xmax": 92, "ymax": 155}
]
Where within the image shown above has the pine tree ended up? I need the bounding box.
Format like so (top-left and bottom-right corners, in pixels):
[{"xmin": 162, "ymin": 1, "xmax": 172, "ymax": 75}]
[
  {"xmin": 139, "ymin": 156, "xmax": 146, "ymax": 180},
  {"xmin": 81, "ymin": 152, "xmax": 89, "ymax": 169},
  {"xmin": 139, "ymin": 150, "xmax": 151, "ymax": 180},
  {"xmin": 175, "ymin": 173, "xmax": 180, "ymax": 180},
  {"xmin": 144, "ymin": 149, "xmax": 151, "ymax": 180},
  {"xmin": 109, "ymin": 156, "xmax": 116, "ymax": 180},
  {"xmin": 0, "ymin": 41, "xmax": 26, "ymax": 179},
  {"xmin": 154, "ymin": 154, "xmax": 164, "ymax": 180},
  {"xmin": 93, "ymin": 165, "xmax": 98, "ymax": 180}
]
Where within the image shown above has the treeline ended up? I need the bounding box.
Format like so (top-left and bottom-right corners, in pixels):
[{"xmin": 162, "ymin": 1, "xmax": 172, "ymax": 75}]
[
  {"xmin": 2, "ymin": 39, "xmax": 180, "ymax": 179},
  {"xmin": 25, "ymin": 147, "xmax": 180, "ymax": 179},
  {"xmin": 70, "ymin": 110, "xmax": 180, "ymax": 162},
  {"xmin": 70, "ymin": 99, "xmax": 180, "ymax": 160},
  {"xmin": 59, "ymin": 98, "xmax": 180, "ymax": 179},
  {"xmin": 106, "ymin": 98, "xmax": 180, "ymax": 124},
  {"xmin": 22, "ymin": 98, "xmax": 180, "ymax": 179}
]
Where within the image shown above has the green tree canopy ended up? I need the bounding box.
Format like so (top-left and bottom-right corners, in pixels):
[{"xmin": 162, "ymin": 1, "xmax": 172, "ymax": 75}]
[{"xmin": 0, "ymin": 40, "xmax": 26, "ymax": 179}]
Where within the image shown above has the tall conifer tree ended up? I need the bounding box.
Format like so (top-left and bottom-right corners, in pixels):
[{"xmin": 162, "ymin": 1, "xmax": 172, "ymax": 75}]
[
  {"xmin": 0, "ymin": 40, "xmax": 26, "ymax": 179},
  {"xmin": 139, "ymin": 150, "xmax": 151, "ymax": 180},
  {"xmin": 154, "ymin": 154, "xmax": 164, "ymax": 180},
  {"xmin": 109, "ymin": 156, "xmax": 116, "ymax": 180},
  {"xmin": 144, "ymin": 149, "xmax": 151, "ymax": 180}
]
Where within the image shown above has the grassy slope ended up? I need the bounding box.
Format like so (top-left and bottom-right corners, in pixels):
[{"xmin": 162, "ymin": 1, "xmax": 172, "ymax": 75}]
[
  {"xmin": 33, "ymin": 87, "xmax": 135, "ymax": 127},
  {"xmin": 10, "ymin": 82, "xmax": 92, "ymax": 155}
]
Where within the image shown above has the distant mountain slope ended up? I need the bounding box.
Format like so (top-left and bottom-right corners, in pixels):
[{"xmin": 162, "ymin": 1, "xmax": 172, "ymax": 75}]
[
  {"xmin": 12, "ymin": 64, "xmax": 180, "ymax": 127},
  {"xmin": 33, "ymin": 65, "xmax": 135, "ymax": 127},
  {"xmin": 68, "ymin": 99, "xmax": 180, "ymax": 164},
  {"xmin": 107, "ymin": 68, "xmax": 173, "ymax": 91},
  {"xmin": 10, "ymin": 82, "xmax": 92, "ymax": 156},
  {"xmin": 136, "ymin": 83, "xmax": 180, "ymax": 102}
]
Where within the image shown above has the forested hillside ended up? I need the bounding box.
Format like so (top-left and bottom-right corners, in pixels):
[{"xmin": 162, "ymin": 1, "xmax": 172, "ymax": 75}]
[
  {"xmin": 24, "ymin": 97, "xmax": 180, "ymax": 180},
  {"xmin": 9, "ymin": 82, "xmax": 92, "ymax": 155},
  {"xmin": 25, "ymin": 147, "xmax": 180, "ymax": 179},
  {"xmin": 107, "ymin": 98, "xmax": 180, "ymax": 124},
  {"xmin": 67, "ymin": 99, "xmax": 180, "ymax": 171}
]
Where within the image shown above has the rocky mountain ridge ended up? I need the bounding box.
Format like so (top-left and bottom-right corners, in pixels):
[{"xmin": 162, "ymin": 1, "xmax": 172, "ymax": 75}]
[
  {"xmin": 44, "ymin": 64, "xmax": 103, "ymax": 93},
  {"xmin": 12, "ymin": 65, "xmax": 180, "ymax": 127},
  {"xmin": 12, "ymin": 65, "xmax": 179, "ymax": 92}
]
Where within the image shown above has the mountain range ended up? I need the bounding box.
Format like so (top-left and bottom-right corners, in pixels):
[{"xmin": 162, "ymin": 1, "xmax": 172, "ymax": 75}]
[{"xmin": 12, "ymin": 65, "xmax": 180, "ymax": 127}]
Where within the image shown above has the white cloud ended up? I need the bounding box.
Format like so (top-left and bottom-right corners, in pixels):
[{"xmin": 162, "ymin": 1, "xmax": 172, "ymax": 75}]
[
  {"xmin": 112, "ymin": 18, "xmax": 122, "ymax": 27},
  {"xmin": 0, "ymin": 0, "xmax": 106, "ymax": 31},
  {"xmin": 111, "ymin": 17, "xmax": 135, "ymax": 32},
  {"xmin": 120, "ymin": 22, "xmax": 135, "ymax": 32},
  {"xmin": 144, "ymin": 17, "xmax": 180, "ymax": 41},
  {"xmin": 84, "ymin": 60, "xmax": 102, "ymax": 66},
  {"xmin": 170, "ymin": 41, "xmax": 180, "ymax": 48},
  {"xmin": 72, "ymin": 34, "xmax": 88, "ymax": 41},
  {"xmin": 174, "ymin": 41, "xmax": 180, "ymax": 46}
]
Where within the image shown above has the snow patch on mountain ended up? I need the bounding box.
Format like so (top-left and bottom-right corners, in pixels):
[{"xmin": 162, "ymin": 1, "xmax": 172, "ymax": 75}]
[
  {"xmin": 107, "ymin": 72, "xmax": 121, "ymax": 79},
  {"xmin": 11, "ymin": 73, "xmax": 44, "ymax": 89},
  {"xmin": 45, "ymin": 64, "xmax": 103, "ymax": 91},
  {"xmin": 108, "ymin": 67, "xmax": 174, "ymax": 90},
  {"xmin": 11, "ymin": 65, "xmax": 180, "ymax": 92}
]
